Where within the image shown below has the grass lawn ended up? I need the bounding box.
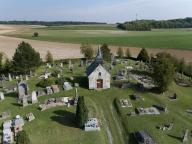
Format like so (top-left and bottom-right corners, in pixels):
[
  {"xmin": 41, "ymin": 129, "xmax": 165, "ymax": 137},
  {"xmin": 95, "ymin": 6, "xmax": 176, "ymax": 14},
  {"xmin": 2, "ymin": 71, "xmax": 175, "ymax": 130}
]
[
  {"xmin": 5, "ymin": 25, "xmax": 192, "ymax": 50},
  {"xmin": 0, "ymin": 59, "xmax": 192, "ymax": 144}
]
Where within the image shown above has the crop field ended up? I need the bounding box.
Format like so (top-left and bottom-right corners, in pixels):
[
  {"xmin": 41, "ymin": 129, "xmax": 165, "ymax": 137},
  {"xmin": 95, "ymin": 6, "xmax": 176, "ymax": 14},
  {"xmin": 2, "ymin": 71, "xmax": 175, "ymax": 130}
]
[{"xmin": 6, "ymin": 25, "xmax": 192, "ymax": 50}]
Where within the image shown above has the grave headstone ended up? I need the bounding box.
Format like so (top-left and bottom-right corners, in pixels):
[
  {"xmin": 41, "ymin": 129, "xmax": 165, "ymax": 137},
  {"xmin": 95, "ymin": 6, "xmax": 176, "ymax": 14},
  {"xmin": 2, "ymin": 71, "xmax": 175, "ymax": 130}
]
[
  {"xmin": 20, "ymin": 75, "xmax": 23, "ymax": 81},
  {"xmin": 47, "ymin": 63, "xmax": 52, "ymax": 68},
  {"xmin": 46, "ymin": 86, "xmax": 53, "ymax": 95},
  {"xmin": 0, "ymin": 92, "xmax": 5, "ymax": 101},
  {"xmin": 68, "ymin": 60, "xmax": 72, "ymax": 69},
  {"xmin": 30, "ymin": 70, "xmax": 33, "ymax": 76},
  {"xmin": 60, "ymin": 63, "xmax": 63, "ymax": 68},
  {"xmin": 80, "ymin": 60, "xmax": 84, "ymax": 67},
  {"xmin": 31, "ymin": 91, "xmax": 38, "ymax": 104},
  {"xmin": 18, "ymin": 81, "xmax": 29, "ymax": 99},
  {"xmin": 22, "ymin": 97, "xmax": 28, "ymax": 107},
  {"xmin": 25, "ymin": 75, "xmax": 29, "ymax": 81},
  {"xmin": 44, "ymin": 73, "xmax": 49, "ymax": 79},
  {"xmin": 15, "ymin": 76, "xmax": 19, "ymax": 80},
  {"xmin": 8, "ymin": 73, "xmax": 12, "ymax": 81},
  {"xmin": 183, "ymin": 129, "xmax": 189, "ymax": 143},
  {"xmin": 63, "ymin": 82, "xmax": 73, "ymax": 91}
]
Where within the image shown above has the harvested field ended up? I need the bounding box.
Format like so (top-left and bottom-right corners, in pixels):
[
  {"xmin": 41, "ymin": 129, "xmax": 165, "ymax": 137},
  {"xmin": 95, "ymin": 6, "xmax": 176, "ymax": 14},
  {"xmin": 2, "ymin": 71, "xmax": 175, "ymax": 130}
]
[{"xmin": 0, "ymin": 25, "xmax": 192, "ymax": 62}]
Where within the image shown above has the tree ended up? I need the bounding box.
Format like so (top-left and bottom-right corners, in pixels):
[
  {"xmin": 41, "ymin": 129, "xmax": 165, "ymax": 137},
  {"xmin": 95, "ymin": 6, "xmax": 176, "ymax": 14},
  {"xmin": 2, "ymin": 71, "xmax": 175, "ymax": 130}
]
[
  {"xmin": 12, "ymin": 41, "xmax": 42, "ymax": 74},
  {"xmin": 137, "ymin": 48, "xmax": 150, "ymax": 62},
  {"xmin": 0, "ymin": 52, "xmax": 3, "ymax": 70},
  {"xmin": 33, "ymin": 32, "xmax": 39, "ymax": 37},
  {"xmin": 3, "ymin": 58, "xmax": 11, "ymax": 73},
  {"xmin": 75, "ymin": 96, "xmax": 88, "ymax": 128},
  {"xmin": 16, "ymin": 131, "xmax": 30, "ymax": 144},
  {"xmin": 117, "ymin": 47, "xmax": 124, "ymax": 58},
  {"xmin": 101, "ymin": 44, "xmax": 111, "ymax": 62},
  {"xmin": 46, "ymin": 51, "xmax": 54, "ymax": 64},
  {"xmin": 126, "ymin": 48, "xmax": 131, "ymax": 58},
  {"xmin": 152, "ymin": 52, "xmax": 175, "ymax": 92},
  {"xmin": 80, "ymin": 44, "xmax": 94, "ymax": 60}
]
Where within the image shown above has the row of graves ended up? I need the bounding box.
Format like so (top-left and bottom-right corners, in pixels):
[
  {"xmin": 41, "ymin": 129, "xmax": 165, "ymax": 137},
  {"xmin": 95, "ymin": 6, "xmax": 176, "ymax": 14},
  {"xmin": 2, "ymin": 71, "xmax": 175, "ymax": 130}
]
[
  {"xmin": 119, "ymin": 93, "xmax": 168, "ymax": 144},
  {"xmin": 119, "ymin": 91, "xmax": 192, "ymax": 143},
  {"xmin": 2, "ymin": 113, "xmax": 35, "ymax": 144},
  {"xmin": 39, "ymin": 88, "xmax": 78, "ymax": 111},
  {"xmin": 17, "ymin": 77, "xmax": 75, "ymax": 107}
]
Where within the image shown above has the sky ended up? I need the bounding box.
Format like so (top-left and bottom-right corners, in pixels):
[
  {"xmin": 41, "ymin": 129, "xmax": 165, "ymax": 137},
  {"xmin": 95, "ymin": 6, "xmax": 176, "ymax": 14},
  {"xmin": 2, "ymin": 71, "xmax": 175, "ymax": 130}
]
[{"xmin": 0, "ymin": 0, "xmax": 192, "ymax": 23}]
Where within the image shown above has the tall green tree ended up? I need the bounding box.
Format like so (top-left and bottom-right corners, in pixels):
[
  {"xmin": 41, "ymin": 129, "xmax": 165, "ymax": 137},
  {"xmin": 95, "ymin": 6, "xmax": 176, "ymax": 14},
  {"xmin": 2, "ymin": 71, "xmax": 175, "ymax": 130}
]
[
  {"xmin": 12, "ymin": 41, "xmax": 42, "ymax": 74},
  {"xmin": 46, "ymin": 50, "xmax": 54, "ymax": 64},
  {"xmin": 117, "ymin": 47, "xmax": 124, "ymax": 58},
  {"xmin": 152, "ymin": 52, "xmax": 175, "ymax": 92},
  {"xmin": 75, "ymin": 96, "xmax": 88, "ymax": 128},
  {"xmin": 80, "ymin": 44, "xmax": 94, "ymax": 60},
  {"xmin": 0, "ymin": 52, "xmax": 3, "ymax": 70},
  {"xmin": 137, "ymin": 48, "xmax": 150, "ymax": 62},
  {"xmin": 101, "ymin": 44, "xmax": 111, "ymax": 62},
  {"xmin": 3, "ymin": 58, "xmax": 11, "ymax": 73},
  {"xmin": 16, "ymin": 131, "xmax": 30, "ymax": 144},
  {"xmin": 126, "ymin": 48, "xmax": 131, "ymax": 58}
]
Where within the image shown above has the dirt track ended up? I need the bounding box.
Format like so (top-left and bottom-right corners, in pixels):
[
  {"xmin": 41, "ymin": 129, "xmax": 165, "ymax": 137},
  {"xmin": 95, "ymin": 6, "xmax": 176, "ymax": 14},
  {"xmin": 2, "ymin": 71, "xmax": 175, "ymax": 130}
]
[{"xmin": 0, "ymin": 25, "xmax": 192, "ymax": 62}]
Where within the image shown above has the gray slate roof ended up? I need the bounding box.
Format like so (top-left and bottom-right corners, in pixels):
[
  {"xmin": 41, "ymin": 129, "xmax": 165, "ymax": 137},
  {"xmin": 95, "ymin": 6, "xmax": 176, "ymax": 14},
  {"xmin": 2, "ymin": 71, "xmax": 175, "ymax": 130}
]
[{"xmin": 86, "ymin": 48, "xmax": 103, "ymax": 76}]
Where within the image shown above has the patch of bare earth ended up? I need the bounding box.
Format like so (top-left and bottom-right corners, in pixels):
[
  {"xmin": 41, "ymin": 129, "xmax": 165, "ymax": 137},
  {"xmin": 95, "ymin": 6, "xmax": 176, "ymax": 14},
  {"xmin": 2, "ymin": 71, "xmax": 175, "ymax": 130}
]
[{"xmin": 0, "ymin": 25, "xmax": 192, "ymax": 63}]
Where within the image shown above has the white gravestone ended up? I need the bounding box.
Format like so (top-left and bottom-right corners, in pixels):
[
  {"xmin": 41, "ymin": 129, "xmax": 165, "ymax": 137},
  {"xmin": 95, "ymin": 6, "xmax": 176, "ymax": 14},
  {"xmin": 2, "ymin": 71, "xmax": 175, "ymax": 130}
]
[
  {"xmin": 8, "ymin": 73, "xmax": 12, "ymax": 81},
  {"xmin": 25, "ymin": 75, "xmax": 29, "ymax": 81},
  {"xmin": 60, "ymin": 63, "xmax": 63, "ymax": 68},
  {"xmin": 0, "ymin": 92, "xmax": 5, "ymax": 101},
  {"xmin": 31, "ymin": 91, "xmax": 38, "ymax": 104}
]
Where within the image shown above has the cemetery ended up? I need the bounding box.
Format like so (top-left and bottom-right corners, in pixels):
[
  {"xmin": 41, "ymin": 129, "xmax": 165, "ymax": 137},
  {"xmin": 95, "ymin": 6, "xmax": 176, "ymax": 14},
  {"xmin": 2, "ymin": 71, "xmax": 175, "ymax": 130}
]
[{"xmin": 0, "ymin": 48, "xmax": 192, "ymax": 144}]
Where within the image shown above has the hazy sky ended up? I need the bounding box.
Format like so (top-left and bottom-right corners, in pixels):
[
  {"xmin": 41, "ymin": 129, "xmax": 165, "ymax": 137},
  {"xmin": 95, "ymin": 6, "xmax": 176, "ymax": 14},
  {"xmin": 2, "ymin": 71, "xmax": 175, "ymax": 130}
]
[{"xmin": 0, "ymin": 0, "xmax": 192, "ymax": 23}]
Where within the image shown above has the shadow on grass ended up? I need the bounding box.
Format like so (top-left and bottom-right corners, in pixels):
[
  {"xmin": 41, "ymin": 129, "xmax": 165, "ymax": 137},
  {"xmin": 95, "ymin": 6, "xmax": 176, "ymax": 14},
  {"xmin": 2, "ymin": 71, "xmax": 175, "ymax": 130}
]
[
  {"xmin": 5, "ymin": 92, "xmax": 17, "ymax": 98},
  {"xmin": 50, "ymin": 110, "xmax": 77, "ymax": 128},
  {"xmin": 167, "ymin": 134, "xmax": 182, "ymax": 142},
  {"xmin": 11, "ymin": 103, "xmax": 21, "ymax": 107},
  {"xmin": 128, "ymin": 133, "xmax": 138, "ymax": 144},
  {"xmin": 74, "ymin": 76, "xmax": 88, "ymax": 89}
]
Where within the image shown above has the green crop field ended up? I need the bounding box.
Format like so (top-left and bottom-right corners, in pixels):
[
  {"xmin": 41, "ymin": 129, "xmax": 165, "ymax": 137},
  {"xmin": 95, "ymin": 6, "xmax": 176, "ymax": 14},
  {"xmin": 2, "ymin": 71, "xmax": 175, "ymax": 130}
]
[
  {"xmin": 5, "ymin": 25, "xmax": 192, "ymax": 50},
  {"xmin": 0, "ymin": 59, "xmax": 192, "ymax": 144}
]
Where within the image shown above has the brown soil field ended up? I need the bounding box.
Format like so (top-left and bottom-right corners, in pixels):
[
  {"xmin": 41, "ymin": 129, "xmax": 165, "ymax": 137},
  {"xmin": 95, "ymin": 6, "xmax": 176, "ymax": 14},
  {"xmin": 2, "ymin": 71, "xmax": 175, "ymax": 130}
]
[{"xmin": 0, "ymin": 25, "xmax": 192, "ymax": 63}]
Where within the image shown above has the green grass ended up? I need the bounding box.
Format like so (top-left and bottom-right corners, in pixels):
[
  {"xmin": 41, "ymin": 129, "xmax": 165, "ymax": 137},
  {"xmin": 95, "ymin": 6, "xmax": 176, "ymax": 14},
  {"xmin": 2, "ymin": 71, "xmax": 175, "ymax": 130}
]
[
  {"xmin": 114, "ymin": 83, "xmax": 192, "ymax": 144},
  {"xmin": 5, "ymin": 25, "xmax": 192, "ymax": 50},
  {"xmin": 0, "ymin": 60, "xmax": 192, "ymax": 144}
]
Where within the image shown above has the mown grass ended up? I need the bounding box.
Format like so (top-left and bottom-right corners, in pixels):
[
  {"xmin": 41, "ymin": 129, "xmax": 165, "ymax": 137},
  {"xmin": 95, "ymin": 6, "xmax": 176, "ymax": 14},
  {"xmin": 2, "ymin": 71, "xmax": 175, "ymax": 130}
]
[
  {"xmin": 5, "ymin": 25, "xmax": 192, "ymax": 50},
  {"xmin": 114, "ymin": 82, "xmax": 192, "ymax": 144},
  {"xmin": 0, "ymin": 59, "xmax": 192, "ymax": 144}
]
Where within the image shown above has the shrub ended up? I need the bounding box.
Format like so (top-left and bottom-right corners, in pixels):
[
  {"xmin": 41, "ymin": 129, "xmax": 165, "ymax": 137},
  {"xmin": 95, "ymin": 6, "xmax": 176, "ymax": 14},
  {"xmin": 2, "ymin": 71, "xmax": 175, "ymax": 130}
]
[
  {"xmin": 16, "ymin": 131, "xmax": 30, "ymax": 144},
  {"xmin": 37, "ymin": 78, "xmax": 55, "ymax": 88}
]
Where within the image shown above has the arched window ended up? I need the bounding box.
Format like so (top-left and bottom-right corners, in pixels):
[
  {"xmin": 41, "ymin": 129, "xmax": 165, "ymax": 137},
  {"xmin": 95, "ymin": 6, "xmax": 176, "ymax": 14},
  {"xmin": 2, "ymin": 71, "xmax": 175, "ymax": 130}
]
[{"xmin": 98, "ymin": 72, "xmax": 101, "ymax": 77}]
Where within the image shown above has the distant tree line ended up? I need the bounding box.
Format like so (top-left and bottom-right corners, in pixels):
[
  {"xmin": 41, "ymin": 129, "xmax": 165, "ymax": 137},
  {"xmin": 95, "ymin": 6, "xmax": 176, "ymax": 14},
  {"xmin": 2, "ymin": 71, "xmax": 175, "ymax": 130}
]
[
  {"xmin": 117, "ymin": 17, "xmax": 192, "ymax": 31},
  {"xmin": 0, "ymin": 21, "xmax": 106, "ymax": 26}
]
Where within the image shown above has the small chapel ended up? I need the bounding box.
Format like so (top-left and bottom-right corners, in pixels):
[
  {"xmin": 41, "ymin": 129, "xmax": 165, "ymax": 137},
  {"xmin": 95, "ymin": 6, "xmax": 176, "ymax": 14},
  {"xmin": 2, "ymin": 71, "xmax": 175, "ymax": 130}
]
[{"xmin": 86, "ymin": 48, "xmax": 111, "ymax": 90}]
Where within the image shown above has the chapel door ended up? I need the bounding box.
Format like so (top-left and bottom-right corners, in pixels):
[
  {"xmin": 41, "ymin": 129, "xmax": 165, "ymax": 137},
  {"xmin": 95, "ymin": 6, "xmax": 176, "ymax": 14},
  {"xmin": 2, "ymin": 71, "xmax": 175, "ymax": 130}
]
[{"xmin": 97, "ymin": 79, "xmax": 103, "ymax": 89}]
